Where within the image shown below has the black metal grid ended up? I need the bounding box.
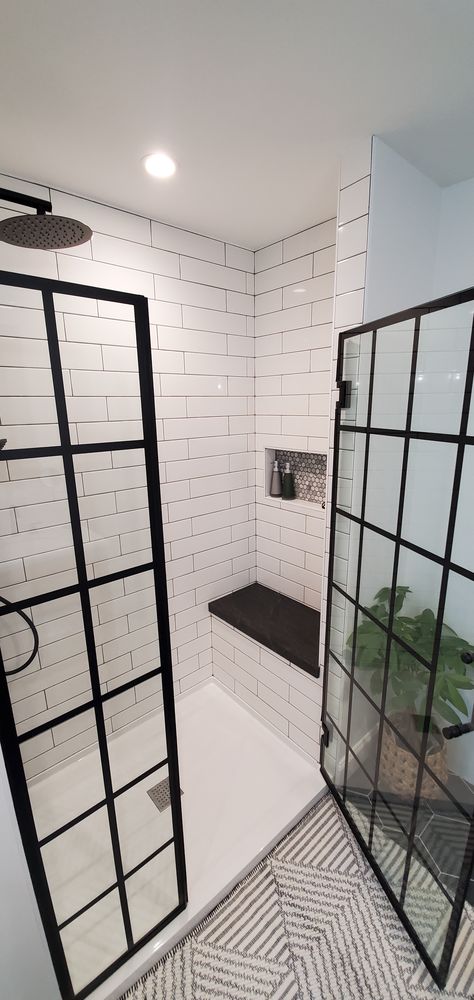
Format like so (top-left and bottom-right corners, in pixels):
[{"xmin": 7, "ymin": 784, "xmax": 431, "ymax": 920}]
[
  {"xmin": 320, "ymin": 285, "xmax": 474, "ymax": 989},
  {"xmin": 0, "ymin": 270, "xmax": 188, "ymax": 1000}
]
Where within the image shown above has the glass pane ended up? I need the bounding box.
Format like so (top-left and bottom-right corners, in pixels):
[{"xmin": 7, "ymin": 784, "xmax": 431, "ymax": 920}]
[
  {"xmin": 333, "ymin": 513, "xmax": 359, "ymax": 600},
  {"xmin": 403, "ymin": 794, "xmax": 456, "ymax": 967},
  {"xmin": 326, "ymin": 656, "xmax": 350, "ymax": 738},
  {"xmin": 353, "ymin": 613, "xmax": 388, "ymax": 706},
  {"xmin": 41, "ymin": 808, "xmax": 115, "ymax": 924},
  {"xmin": 54, "ymin": 293, "xmax": 143, "ymax": 448},
  {"xmin": 364, "ymin": 434, "xmax": 404, "ymax": 534},
  {"xmin": 340, "ymin": 331, "xmax": 372, "ymax": 426},
  {"xmin": 451, "ymin": 445, "xmax": 474, "ymax": 572},
  {"xmin": 115, "ymin": 768, "xmax": 174, "ymax": 875},
  {"xmin": 348, "ymin": 685, "xmax": 380, "ymax": 781},
  {"xmin": 105, "ymin": 678, "xmax": 166, "ymax": 792},
  {"xmin": 92, "ymin": 571, "xmax": 160, "ymax": 696},
  {"xmin": 402, "ymin": 440, "xmax": 457, "ymax": 557},
  {"xmin": 371, "ymin": 320, "xmax": 414, "ymax": 430},
  {"xmin": 393, "ymin": 547, "xmax": 443, "ymax": 663},
  {"xmin": 126, "ymin": 842, "xmax": 178, "ymax": 942},
  {"xmin": 412, "ymin": 303, "xmax": 472, "ymax": 435},
  {"xmin": 336, "ymin": 430, "xmax": 365, "ymax": 516},
  {"xmin": 22, "ymin": 710, "xmax": 104, "ymax": 841},
  {"xmin": 75, "ymin": 450, "xmax": 151, "ymax": 581},
  {"xmin": 442, "ymin": 572, "xmax": 474, "ymax": 796},
  {"xmin": 359, "ymin": 529, "xmax": 396, "ymax": 616},
  {"xmin": 345, "ymin": 748, "xmax": 374, "ymax": 832},
  {"xmin": 0, "ymin": 302, "xmax": 60, "ymax": 450},
  {"xmin": 329, "ymin": 590, "xmax": 355, "ymax": 669},
  {"xmin": 0, "ymin": 457, "xmax": 77, "ymax": 604},
  {"xmin": 60, "ymin": 888, "xmax": 126, "ymax": 994}
]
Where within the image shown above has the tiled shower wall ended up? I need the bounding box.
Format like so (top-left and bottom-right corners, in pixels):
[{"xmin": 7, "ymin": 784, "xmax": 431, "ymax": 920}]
[
  {"xmin": 254, "ymin": 220, "xmax": 336, "ymax": 609},
  {"xmin": 0, "ymin": 175, "xmax": 256, "ymax": 777},
  {"xmin": 319, "ymin": 141, "xmax": 372, "ymax": 779}
]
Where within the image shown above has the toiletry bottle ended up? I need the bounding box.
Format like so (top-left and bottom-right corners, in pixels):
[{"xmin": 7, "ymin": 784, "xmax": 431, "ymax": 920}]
[
  {"xmin": 282, "ymin": 461, "xmax": 295, "ymax": 500},
  {"xmin": 270, "ymin": 460, "xmax": 282, "ymax": 497}
]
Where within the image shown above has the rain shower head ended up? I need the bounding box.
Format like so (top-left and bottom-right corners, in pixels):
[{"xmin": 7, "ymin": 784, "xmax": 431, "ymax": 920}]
[{"xmin": 0, "ymin": 187, "xmax": 92, "ymax": 250}]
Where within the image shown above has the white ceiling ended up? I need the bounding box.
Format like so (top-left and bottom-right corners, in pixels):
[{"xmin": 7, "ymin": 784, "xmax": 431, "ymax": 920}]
[{"xmin": 1, "ymin": 0, "xmax": 474, "ymax": 249}]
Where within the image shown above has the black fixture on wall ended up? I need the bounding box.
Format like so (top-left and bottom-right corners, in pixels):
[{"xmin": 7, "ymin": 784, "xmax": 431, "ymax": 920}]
[
  {"xmin": 0, "ymin": 187, "xmax": 92, "ymax": 249},
  {"xmin": 0, "ymin": 268, "xmax": 187, "ymax": 1000}
]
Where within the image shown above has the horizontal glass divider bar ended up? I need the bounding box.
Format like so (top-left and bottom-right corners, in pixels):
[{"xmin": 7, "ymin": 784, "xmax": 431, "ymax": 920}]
[
  {"xmin": 339, "ymin": 424, "xmax": 463, "ymax": 444},
  {"xmin": 18, "ymin": 697, "xmax": 96, "ymax": 744},
  {"xmin": 328, "ymin": 648, "xmax": 472, "ymax": 822},
  {"xmin": 39, "ymin": 797, "xmax": 108, "ymax": 847},
  {"xmin": 58, "ymin": 881, "xmax": 118, "ymax": 931},
  {"xmin": 124, "ymin": 835, "xmax": 175, "ymax": 881},
  {"xmin": 38, "ymin": 756, "xmax": 169, "ymax": 848},
  {"xmin": 0, "ymin": 268, "xmax": 148, "ymax": 306},
  {"xmin": 18, "ymin": 665, "xmax": 162, "ymax": 745},
  {"xmin": 114, "ymin": 756, "xmax": 168, "ymax": 799},
  {"xmin": 331, "ymin": 581, "xmax": 433, "ymax": 673},
  {"xmin": 57, "ymin": 835, "xmax": 175, "ymax": 932},
  {"xmin": 338, "ymin": 285, "xmax": 474, "ymax": 340},
  {"xmin": 101, "ymin": 665, "xmax": 162, "ymax": 703},
  {"xmin": 334, "ymin": 508, "xmax": 446, "ymax": 568},
  {"xmin": 72, "ymin": 439, "xmax": 144, "ymax": 455},
  {"xmin": 0, "ymin": 560, "xmax": 155, "ymax": 618},
  {"xmin": 0, "ymin": 439, "xmax": 144, "ymax": 463}
]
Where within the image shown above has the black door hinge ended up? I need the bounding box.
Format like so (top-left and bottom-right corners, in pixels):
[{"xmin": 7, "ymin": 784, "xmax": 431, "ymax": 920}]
[
  {"xmin": 321, "ymin": 721, "xmax": 331, "ymax": 748},
  {"xmin": 338, "ymin": 380, "xmax": 351, "ymax": 409}
]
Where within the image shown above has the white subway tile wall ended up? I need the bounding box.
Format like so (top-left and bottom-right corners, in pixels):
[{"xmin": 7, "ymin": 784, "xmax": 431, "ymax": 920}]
[
  {"xmin": 210, "ymin": 616, "xmax": 321, "ymax": 760},
  {"xmin": 319, "ymin": 142, "xmax": 372, "ymax": 779},
  {"xmin": 0, "ymin": 176, "xmax": 256, "ymax": 776},
  {"xmin": 254, "ymin": 218, "xmax": 336, "ymax": 613}
]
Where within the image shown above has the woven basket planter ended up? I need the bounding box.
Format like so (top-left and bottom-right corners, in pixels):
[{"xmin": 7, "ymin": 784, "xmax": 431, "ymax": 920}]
[{"xmin": 379, "ymin": 712, "xmax": 448, "ymax": 800}]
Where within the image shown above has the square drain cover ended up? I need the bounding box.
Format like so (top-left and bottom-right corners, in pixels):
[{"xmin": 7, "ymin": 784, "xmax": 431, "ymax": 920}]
[{"xmin": 147, "ymin": 777, "xmax": 183, "ymax": 812}]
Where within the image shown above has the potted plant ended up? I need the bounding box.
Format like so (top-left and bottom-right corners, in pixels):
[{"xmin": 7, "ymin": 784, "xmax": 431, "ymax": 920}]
[{"xmin": 349, "ymin": 586, "xmax": 473, "ymax": 799}]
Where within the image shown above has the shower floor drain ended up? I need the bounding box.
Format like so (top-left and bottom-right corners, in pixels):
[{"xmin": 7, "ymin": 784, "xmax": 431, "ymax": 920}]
[{"xmin": 147, "ymin": 777, "xmax": 183, "ymax": 812}]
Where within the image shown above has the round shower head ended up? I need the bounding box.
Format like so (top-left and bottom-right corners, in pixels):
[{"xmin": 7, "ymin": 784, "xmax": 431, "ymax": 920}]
[{"xmin": 0, "ymin": 213, "xmax": 92, "ymax": 250}]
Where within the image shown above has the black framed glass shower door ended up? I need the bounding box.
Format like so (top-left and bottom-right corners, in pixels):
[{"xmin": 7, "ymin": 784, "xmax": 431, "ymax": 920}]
[
  {"xmin": 321, "ymin": 286, "xmax": 474, "ymax": 988},
  {"xmin": 0, "ymin": 270, "xmax": 187, "ymax": 1000}
]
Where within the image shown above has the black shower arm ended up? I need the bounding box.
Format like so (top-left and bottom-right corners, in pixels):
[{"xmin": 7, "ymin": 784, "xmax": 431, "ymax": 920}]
[
  {"xmin": 0, "ymin": 595, "xmax": 39, "ymax": 675},
  {"xmin": 0, "ymin": 187, "xmax": 52, "ymax": 215}
]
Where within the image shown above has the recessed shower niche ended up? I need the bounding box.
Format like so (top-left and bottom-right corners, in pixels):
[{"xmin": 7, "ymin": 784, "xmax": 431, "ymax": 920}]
[{"xmin": 265, "ymin": 447, "xmax": 327, "ymax": 507}]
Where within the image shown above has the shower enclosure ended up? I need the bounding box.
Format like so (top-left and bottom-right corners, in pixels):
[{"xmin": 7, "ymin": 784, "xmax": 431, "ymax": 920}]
[
  {"xmin": 0, "ymin": 270, "xmax": 187, "ymax": 999},
  {"xmin": 321, "ymin": 287, "xmax": 474, "ymax": 987}
]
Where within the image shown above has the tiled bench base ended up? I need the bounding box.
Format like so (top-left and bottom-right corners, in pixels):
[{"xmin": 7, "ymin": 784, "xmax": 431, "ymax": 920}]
[{"xmin": 210, "ymin": 615, "xmax": 322, "ymax": 761}]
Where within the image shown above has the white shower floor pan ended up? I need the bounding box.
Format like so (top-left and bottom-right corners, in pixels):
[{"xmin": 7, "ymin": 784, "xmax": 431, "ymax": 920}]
[{"xmin": 33, "ymin": 679, "xmax": 325, "ymax": 999}]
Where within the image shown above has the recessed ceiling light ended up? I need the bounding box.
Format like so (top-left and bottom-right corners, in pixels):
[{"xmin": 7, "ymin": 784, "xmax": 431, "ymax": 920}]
[
  {"xmin": 143, "ymin": 152, "xmax": 176, "ymax": 179},
  {"xmin": 293, "ymin": 287, "xmax": 307, "ymax": 295}
]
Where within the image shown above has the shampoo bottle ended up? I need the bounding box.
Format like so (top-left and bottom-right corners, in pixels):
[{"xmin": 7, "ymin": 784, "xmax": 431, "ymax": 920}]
[
  {"xmin": 270, "ymin": 460, "xmax": 282, "ymax": 497},
  {"xmin": 282, "ymin": 461, "xmax": 295, "ymax": 500}
]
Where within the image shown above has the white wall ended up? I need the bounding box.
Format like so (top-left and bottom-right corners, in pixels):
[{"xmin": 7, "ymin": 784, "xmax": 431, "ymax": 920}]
[
  {"xmin": 253, "ymin": 221, "xmax": 336, "ymax": 609},
  {"xmin": 364, "ymin": 137, "xmax": 440, "ymax": 322},
  {"xmin": 434, "ymin": 176, "xmax": 474, "ymax": 295}
]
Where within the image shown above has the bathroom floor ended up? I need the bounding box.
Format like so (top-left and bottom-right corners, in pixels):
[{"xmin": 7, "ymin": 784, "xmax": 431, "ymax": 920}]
[
  {"xmin": 121, "ymin": 794, "xmax": 474, "ymax": 1000},
  {"xmin": 28, "ymin": 680, "xmax": 324, "ymax": 998}
]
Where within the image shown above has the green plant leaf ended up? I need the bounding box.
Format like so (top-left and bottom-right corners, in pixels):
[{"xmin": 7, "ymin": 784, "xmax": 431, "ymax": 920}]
[
  {"xmin": 433, "ymin": 697, "xmax": 461, "ymax": 726},
  {"xmin": 445, "ymin": 680, "xmax": 468, "ymax": 716}
]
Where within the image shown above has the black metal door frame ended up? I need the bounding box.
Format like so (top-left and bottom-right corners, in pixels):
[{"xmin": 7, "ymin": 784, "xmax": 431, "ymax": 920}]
[
  {"xmin": 320, "ymin": 284, "xmax": 474, "ymax": 989},
  {"xmin": 0, "ymin": 269, "xmax": 187, "ymax": 1000}
]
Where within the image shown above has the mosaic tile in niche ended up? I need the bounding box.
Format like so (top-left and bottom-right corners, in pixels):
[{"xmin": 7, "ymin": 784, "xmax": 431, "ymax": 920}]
[{"xmin": 275, "ymin": 450, "xmax": 327, "ymax": 504}]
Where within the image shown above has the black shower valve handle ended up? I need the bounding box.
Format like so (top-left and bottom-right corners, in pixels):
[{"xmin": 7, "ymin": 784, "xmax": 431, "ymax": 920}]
[{"xmin": 460, "ymin": 650, "xmax": 474, "ymax": 665}]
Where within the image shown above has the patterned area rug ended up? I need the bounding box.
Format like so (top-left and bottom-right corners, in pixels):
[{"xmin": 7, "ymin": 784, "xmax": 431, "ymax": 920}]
[{"xmin": 123, "ymin": 794, "xmax": 474, "ymax": 999}]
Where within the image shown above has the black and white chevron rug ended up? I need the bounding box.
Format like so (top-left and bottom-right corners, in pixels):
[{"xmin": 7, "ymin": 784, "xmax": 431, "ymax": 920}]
[{"xmin": 123, "ymin": 794, "xmax": 474, "ymax": 999}]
